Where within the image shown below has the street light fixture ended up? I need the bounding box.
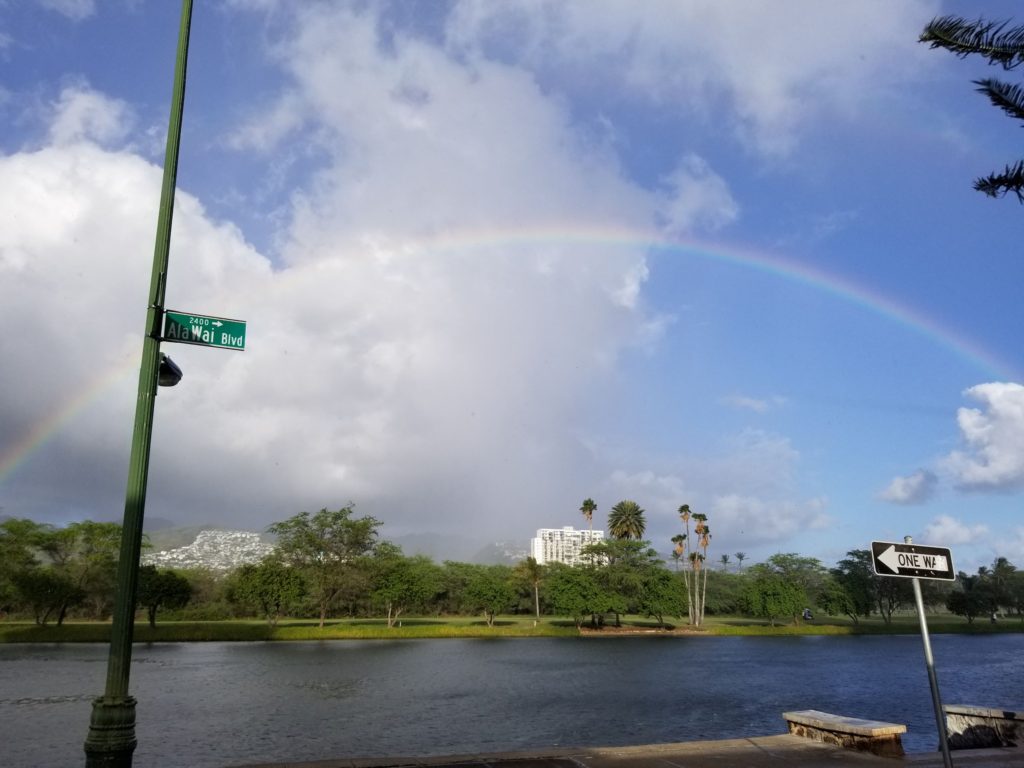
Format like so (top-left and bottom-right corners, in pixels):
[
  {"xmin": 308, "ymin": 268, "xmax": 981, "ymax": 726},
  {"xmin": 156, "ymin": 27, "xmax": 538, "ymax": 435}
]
[{"xmin": 158, "ymin": 354, "xmax": 183, "ymax": 387}]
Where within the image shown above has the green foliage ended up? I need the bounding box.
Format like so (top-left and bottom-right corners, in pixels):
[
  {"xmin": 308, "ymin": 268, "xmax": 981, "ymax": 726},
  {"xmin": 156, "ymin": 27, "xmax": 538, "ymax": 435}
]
[
  {"xmin": 586, "ymin": 538, "xmax": 666, "ymax": 624},
  {"xmin": 12, "ymin": 568, "xmax": 85, "ymax": 625},
  {"xmin": 742, "ymin": 571, "xmax": 806, "ymax": 627},
  {"xmin": 947, "ymin": 570, "xmax": 998, "ymax": 623},
  {"xmin": 370, "ymin": 546, "xmax": 443, "ymax": 627},
  {"xmin": 0, "ymin": 518, "xmax": 48, "ymax": 613},
  {"xmin": 227, "ymin": 559, "xmax": 306, "ymax": 625},
  {"xmin": 542, "ymin": 563, "xmax": 604, "ymax": 627},
  {"xmin": 748, "ymin": 553, "xmax": 827, "ymax": 624},
  {"xmin": 607, "ymin": 500, "xmax": 646, "ymax": 540},
  {"xmin": 137, "ymin": 566, "xmax": 192, "ymax": 628},
  {"xmin": 674, "ymin": 504, "xmax": 712, "ymax": 626},
  {"xmin": 701, "ymin": 570, "xmax": 747, "ymax": 615},
  {"xmin": 817, "ymin": 576, "xmax": 859, "ymax": 623},
  {"xmin": 462, "ymin": 564, "xmax": 517, "ymax": 626},
  {"xmin": 579, "ymin": 498, "xmax": 597, "ymax": 527},
  {"xmin": 512, "ymin": 556, "xmax": 545, "ymax": 619},
  {"xmin": 269, "ymin": 505, "xmax": 381, "ymax": 627},
  {"xmin": 637, "ymin": 568, "xmax": 684, "ymax": 627},
  {"xmin": 921, "ymin": 16, "xmax": 1024, "ymax": 200},
  {"xmin": 47, "ymin": 521, "xmax": 123, "ymax": 620},
  {"xmin": 437, "ymin": 560, "xmax": 478, "ymax": 614},
  {"xmin": 829, "ymin": 550, "xmax": 876, "ymax": 622}
]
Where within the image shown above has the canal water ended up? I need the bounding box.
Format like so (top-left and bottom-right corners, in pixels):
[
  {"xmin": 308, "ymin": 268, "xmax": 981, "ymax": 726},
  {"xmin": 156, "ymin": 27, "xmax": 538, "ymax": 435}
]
[{"xmin": 1, "ymin": 634, "xmax": 1021, "ymax": 767}]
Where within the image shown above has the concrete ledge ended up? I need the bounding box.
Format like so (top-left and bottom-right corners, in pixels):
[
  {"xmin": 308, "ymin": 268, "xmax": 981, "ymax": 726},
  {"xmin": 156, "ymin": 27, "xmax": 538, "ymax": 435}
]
[
  {"xmin": 945, "ymin": 704, "xmax": 1024, "ymax": 750},
  {"xmin": 784, "ymin": 709, "xmax": 906, "ymax": 757}
]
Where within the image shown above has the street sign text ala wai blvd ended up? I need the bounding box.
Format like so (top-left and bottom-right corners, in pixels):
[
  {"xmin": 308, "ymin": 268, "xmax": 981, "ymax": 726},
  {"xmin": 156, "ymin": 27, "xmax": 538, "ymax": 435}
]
[
  {"xmin": 163, "ymin": 310, "xmax": 246, "ymax": 350},
  {"xmin": 871, "ymin": 541, "xmax": 955, "ymax": 581}
]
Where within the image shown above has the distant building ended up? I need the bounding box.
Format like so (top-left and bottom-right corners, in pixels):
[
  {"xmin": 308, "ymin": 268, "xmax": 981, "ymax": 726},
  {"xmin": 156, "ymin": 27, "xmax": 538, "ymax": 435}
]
[{"xmin": 530, "ymin": 526, "xmax": 604, "ymax": 566}]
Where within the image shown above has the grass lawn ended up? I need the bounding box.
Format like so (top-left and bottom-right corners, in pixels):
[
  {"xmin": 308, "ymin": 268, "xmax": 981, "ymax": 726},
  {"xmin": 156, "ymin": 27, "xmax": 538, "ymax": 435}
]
[{"xmin": 1, "ymin": 613, "xmax": 1020, "ymax": 643}]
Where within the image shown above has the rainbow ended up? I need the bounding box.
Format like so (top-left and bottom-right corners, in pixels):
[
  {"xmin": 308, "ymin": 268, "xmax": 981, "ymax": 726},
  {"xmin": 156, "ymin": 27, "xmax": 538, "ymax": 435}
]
[
  {"xmin": 398, "ymin": 224, "xmax": 1015, "ymax": 381},
  {"xmin": 0, "ymin": 227, "xmax": 1016, "ymax": 486},
  {"xmin": 0, "ymin": 352, "xmax": 139, "ymax": 485}
]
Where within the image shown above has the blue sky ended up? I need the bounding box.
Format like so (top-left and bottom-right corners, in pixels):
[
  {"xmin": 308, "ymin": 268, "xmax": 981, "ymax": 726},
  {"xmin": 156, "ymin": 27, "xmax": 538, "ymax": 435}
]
[{"xmin": 2, "ymin": 0, "xmax": 1023, "ymax": 570}]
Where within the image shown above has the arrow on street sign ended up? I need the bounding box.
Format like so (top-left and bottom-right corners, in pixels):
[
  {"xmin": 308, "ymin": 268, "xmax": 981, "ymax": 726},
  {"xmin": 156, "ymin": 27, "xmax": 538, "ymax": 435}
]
[{"xmin": 871, "ymin": 541, "xmax": 955, "ymax": 581}]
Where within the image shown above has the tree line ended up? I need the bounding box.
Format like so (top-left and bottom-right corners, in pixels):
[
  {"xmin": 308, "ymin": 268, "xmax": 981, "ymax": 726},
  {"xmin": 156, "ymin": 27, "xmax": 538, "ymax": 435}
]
[{"xmin": 3, "ymin": 506, "xmax": 1024, "ymax": 628}]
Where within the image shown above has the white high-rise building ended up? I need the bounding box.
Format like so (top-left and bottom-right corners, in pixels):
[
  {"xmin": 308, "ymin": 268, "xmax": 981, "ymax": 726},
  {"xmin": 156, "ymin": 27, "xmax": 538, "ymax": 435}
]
[{"xmin": 530, "ymin": 526, "xmax": 604, "ymax": 566}]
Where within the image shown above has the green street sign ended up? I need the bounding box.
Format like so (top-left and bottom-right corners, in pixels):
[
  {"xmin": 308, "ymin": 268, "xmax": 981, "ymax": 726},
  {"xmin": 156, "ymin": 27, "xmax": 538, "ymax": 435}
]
[{"xmin": 163, "ymin": 310, "xmax": 246, "ymax": 350}]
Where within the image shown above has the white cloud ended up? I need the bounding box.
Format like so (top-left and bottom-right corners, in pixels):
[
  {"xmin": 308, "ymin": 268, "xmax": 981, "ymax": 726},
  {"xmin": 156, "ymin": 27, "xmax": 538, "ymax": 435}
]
[
  {"xmin": 445, "ymin": 0, "xmax": 937, "ymax": 157},
  {"xmin": 0, "ymin": 5, "xmax": 667, "ymax": 540},
  {"xmin": 921, "ymin": 515, "xmax": 988, "ymax": 546},
  {"xmin": 710, "ymin": 494, "xmax": 830, "ymax": 542},
  {"xmin": 601, "ymin": 428, "xmax": 823, "ymax": 552},
  {"xmin": 37, "ymin": 0, "xmax": 95, "ymax": 21},
  {"xmin": 879, "ymin": 469, "xmax": 937, "ymax": 505},
  {"xmin": 943, "ymin": 383, "xmax": 1024, "ymax": 490},
  {"xmin": 657, "ymin": 154, "xmax": 738, "ymax": 235},
  {"xmin": 47, "ymin": 83, "xmax": 134, "ymax": 147},
  {"xmin": 997, "ymin": 527, "xmax": 1024, "ymax": 565},
  {"xmin": 721, "ymin": 394, "xmax": 785, "ymax": 413}
]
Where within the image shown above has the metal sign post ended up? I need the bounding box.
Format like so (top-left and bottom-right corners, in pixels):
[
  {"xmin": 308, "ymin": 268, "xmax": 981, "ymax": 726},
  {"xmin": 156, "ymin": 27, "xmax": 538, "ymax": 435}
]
[{"xmin": 872, "ymin": 537, "xmax": 955, "ymax": 768}]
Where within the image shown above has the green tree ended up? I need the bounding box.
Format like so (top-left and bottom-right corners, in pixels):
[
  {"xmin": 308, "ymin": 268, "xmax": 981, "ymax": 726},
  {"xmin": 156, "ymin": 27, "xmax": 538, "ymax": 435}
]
[
  {"xmin": 513, "ymin": 556, "xmax": 545, "ymax": 621},
  {"xmin": 921, "ymin": 16, "xmax": 1024, "ymax": 200},
  {"xmin": 817, "ymin": 576, "xmax": 859, "ymax": 623},
  {"xmin": 136, "ymin": 566, "xmax": 192, "ymax": 628},
  {"xmin": 12, "ymin": 568, "xmax": 85, "ymax": 625},
  {"xmin": 462, "ymin": 564, "xmax": 516, "ymax": 627},
  {"xmin": 228, "ymin": 558, "xmax": 307, "ymax": 625},
  {"xmin": 370, "ymin": 545, "xmax": 443, "ymax": 627},
  {"xmin": 830, "ymin": 550, "xmax": 878, "ymax": 623},
  {"xmin": 46, "ymin": 521, "xmax": 123, "ymax": 620},
  {"xmin": 607, "ymin": 500, "xmax": 646, "ymax": 540},
  {"xmin": 742, "ymin": 569, "xmax": 806, "ymax": 627},
  {"xmin": 586, "ymin": 538, "xmax": 662, "ymax": 626},
  {"xmin": 0, "ymin": 518, "xmax": 48, "ymax": 614},
  {"xmin": 542, "ymin": 562, "xmax": 604, "ymax": 628},
  {"xmin": 1006, "ymin": 570, "xmax": 1024, "ymax": 621},
  {"xmin": 758, "ymin": 553, "xmax": 826, "ymax": 623},
  {"xmin": 701, "ymin": 570, "xmax": 747, "ymax": 616},
  {"xmin": 438, "ymin": 560, "xmax": 477, "ymax": 614},
  {"xmin": 734, "ymin": 551, "xmax": 746, "ymax": 571},
  {"xmin": 946, "ymin": 571, "xmax": 995, "ymax": 623},
  {"xmin": 580, "ymin": 498, "xmax": 596, "ymax": 535},
  {"xmin": 269, "ymin": 506, "xmax": 381, "ymax": 627},
  {"xmin": 988, "ymin": 556, "xmax": 1017, "ymax": 612},
  {"xmin": 638, "ymin": 566, "xmax": 685, "ymax": 628},
  {"xmin": 674, "ymin": 505, "xmax": 712, "ymax": 626}
]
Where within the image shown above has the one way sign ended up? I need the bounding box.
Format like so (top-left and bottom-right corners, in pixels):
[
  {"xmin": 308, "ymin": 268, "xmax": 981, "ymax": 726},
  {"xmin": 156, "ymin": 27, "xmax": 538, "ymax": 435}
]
[{"xmin": 871, "ymin": 541, "xmax": 956, "ymax": 581}]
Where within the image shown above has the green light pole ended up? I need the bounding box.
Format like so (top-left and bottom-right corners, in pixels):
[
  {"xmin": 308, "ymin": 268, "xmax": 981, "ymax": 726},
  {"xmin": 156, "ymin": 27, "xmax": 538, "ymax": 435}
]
[{"xmin": 84, "ymin": 1, "xmax": 193, "ymax": 765}]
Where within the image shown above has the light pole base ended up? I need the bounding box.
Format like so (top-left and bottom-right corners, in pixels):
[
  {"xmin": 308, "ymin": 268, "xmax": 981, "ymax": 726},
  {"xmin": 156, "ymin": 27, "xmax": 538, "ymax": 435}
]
[{"xmin": 84, "ymin": 696, "xmax": 137, "ymax": 767}]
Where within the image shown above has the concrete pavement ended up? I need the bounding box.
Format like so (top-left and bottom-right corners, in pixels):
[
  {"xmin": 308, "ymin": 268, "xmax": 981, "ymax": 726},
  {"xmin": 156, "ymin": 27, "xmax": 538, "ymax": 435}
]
[{"xmin": 232, "ymin": 734, "xmax": 1024, "ymax": 768}]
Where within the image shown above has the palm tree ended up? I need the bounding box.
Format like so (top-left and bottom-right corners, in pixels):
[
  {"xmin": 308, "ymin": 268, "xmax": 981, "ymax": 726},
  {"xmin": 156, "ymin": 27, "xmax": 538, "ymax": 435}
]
[
  {"xmin": 678, "ymin": 505, "xmax": 694, "ymax": 624},
  {"xmin": 670, "ymin": 534, "xmax": 686, "ymax": 570},
  {"xmin": 693, "ymin": 513, "xmax": 711, "ymax": 624},
  {"xmin": 607, "ymin": 500, "xmax": 646, "ymax": 540},
  {"xmin": 719, "ymin": 553, "xmax": 730, "ymax": 572},
  {"xmin": 515, "ymin": 556, "xmax": 545, "ymax": 622},
  {"xmin": 734, "ymin": 552, "xmax": 746, "ymax": 571},
  {"xmin": 580, "ymin": 498, "xmax": 596, "ymax": 541},
  {"xmin": 921, "ymin": 16, "xmax": 1024, "ymax": 200}
]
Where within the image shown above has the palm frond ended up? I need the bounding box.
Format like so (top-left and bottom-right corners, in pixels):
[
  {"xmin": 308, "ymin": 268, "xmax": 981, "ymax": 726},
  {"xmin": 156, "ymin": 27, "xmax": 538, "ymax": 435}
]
[
  {"xmin": 920, "ymin": 16, "xmax": 1024, "ymax": 69},
  {"xmin": 974, "ymin": 160, "xmax": 1024, "ymax": 201},
  {"xmin": 974, "ymin": 78, "xmax": 1024, "ymax": 122}
]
